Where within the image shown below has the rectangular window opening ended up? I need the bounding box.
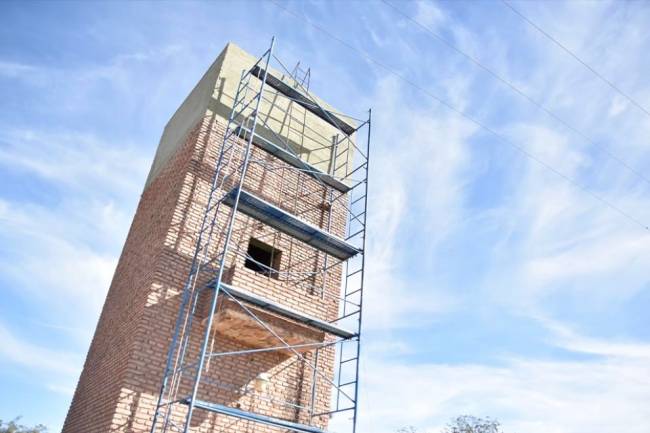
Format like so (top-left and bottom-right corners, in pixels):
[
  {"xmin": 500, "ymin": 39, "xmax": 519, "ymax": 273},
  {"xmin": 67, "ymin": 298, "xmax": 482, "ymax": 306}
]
[{"xmin": 244, "ymin": 238, "xmax": 282, "ymax": 279}]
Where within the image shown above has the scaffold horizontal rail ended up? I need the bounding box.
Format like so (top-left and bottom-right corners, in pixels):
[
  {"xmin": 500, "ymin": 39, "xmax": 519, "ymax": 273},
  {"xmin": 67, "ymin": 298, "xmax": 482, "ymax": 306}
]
[
  {"xmin": 211, "ymin": 282, "xmax": 356, "ymax": 339},
  {"xmin": 250, "ymin": 65, "xmax": 356, "ymax": 135},
  {"xmin": 187, "ymin": 399, "xmax": 327, "ymax": 433},
  {"xmin": 223, "ymin": 188, "xmax": 361, "ymax": 260},
  {"xmin": 235, "ymin": 126, "xmax": 350, "ymax": 192}
]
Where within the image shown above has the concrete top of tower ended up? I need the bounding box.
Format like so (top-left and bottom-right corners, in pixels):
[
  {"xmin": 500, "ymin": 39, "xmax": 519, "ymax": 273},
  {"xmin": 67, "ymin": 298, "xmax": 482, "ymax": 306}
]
[{"xmin": 144, "ymin": 41, "xmax": 355, "ymax": 190}]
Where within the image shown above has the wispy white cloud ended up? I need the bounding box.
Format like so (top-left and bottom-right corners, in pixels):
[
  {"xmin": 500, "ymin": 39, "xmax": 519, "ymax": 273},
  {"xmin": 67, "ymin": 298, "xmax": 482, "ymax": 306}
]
[
  {"xmin": 0, "ymin": 197, "xmax": 120, "ymax": 330},
  {"xmin": 539, "ymin": 317, "xmax": 650, "ymax": 359},
  {"xmin": 356, "ymin": 325, "xmax": 650, "ymax": 433},
  {"xmin": 0, "ymin": 60, "xmax": 36, "ymax": 78},
  {"xmin": 0, "ymin": 321, "xmax": 80, "ymax": 426},
  {"xmin": 0, "ymin": 44, "xmax": 184, "ymax": 84},
  {"xmin": 346, "ymin": 2, "xmax": 650, "ymax": 432},
  {"xmin": 0, "ymin": 129, "xmax": 149, "ymax": 197},
  {"xmin": 0, "ymin": 322, "xmax": 82, "ymax": 378},
  {"xmin": 0, "ymin": 128, "xmax": 149, "ymax": 326},
  {"xmin": 363, "ymin": 74, "xmax": 478, "ymax": 330},
  {"xmin": 415, "ymin": 1, "xmax": 447, "ymax": 33},
  {"xmin": 481, "ymin": 121, "xmax": 650, "ymax": 310}
]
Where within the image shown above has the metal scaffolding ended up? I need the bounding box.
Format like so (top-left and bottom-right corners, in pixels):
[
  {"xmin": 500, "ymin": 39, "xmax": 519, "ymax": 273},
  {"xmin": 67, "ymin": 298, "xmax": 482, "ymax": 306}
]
[{"xmin": 150, "ymin": 38, "xmax": 371, "ymax": 433}]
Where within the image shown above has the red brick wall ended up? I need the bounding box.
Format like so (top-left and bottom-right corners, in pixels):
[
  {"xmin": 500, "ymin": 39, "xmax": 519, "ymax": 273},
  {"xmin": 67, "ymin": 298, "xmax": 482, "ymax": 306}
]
[{"xmin": 63, "ymin": 112, "xmax": 349, "ymax": 432}]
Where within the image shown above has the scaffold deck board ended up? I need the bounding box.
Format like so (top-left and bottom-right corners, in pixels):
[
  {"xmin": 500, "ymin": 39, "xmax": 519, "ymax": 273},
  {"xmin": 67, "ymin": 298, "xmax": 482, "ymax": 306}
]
[
  {"xmin": 213, "ymin": 282, "xmax": 356, "ymax": 339},
  {"xmin": 235, "ymin": 126, "xmax": 350, "ymax": 193},
  {"xmin": 251, "ymin": 65, "xmax": 356, "ymax": 135},
  {"xmin": 223, "ymin": 188, "xmax": 360, "ymax": 260},
  {"xmin": 188, "ymin": 399, "xmax": 327, "ymax": 433}
]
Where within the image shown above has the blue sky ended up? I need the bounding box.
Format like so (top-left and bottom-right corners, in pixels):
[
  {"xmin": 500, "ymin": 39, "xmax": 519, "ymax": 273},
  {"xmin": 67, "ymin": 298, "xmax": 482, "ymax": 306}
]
[{"xmin": 1, "ymin": 1, "xmax": 650, "ymax": 432}]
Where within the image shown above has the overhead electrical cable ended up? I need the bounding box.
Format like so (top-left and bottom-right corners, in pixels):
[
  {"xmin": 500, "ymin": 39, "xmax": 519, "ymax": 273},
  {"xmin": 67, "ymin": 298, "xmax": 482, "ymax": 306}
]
[
  {"xmin": 270, "ymin": 0, "xmax": 649, "ymax": 232},
  {"xmin": 381, "ymin": 0, "xmax": 650, "ymax": 186},
  {"xmin": 502, "ymin": 0, "xmax": 650, "ymax": 118}
]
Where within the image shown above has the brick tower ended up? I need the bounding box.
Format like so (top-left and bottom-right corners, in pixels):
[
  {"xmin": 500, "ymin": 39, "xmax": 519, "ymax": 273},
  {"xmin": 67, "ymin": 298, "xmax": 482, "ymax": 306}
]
[{"xmin": 63, "ymin": 40, "xmax": 370, "ymax": 433}]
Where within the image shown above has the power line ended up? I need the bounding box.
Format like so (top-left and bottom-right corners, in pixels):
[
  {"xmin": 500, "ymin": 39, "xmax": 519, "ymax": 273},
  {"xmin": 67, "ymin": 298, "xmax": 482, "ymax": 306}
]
[
  {"xmin": 381, "ymin": 0, "xmax": 650, "ymax": 187},
  {"xmin": 502, "ymin": 0, "xmax": 650, "ymax": 118},
  {"xmin": 270, "ymin": 0, "xmax": 649, "ymax": 232}
]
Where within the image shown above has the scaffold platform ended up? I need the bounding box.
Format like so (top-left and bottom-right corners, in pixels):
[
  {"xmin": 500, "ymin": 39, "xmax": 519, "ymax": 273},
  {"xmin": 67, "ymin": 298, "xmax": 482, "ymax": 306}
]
[{"xmin": 223, "ymin": 188, "xmax": 360, "ymax": 260}]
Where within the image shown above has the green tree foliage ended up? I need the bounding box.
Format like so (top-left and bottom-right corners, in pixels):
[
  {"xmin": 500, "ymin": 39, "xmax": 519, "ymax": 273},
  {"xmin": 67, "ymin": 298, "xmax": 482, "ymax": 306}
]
[
  {"xmin": 398, "ymin": 415, "xmax": 503, "ymax": 433},
  {"xmin": 443, "ymin": 416, "xmax": 501, "ymax": 433},
  {"xmin": 0, "ymin": 418, "xmax": 48, "ymax": 433},
  {"xmin": 397, "ymin": 427, "xmax": 418, "ymax": 433}
]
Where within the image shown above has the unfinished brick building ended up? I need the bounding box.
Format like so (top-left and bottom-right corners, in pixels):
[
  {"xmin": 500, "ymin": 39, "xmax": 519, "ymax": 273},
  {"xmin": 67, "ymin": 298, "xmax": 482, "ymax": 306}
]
[{"xmin": 62, "ymin": 39, "xmax": 370, "ymax": 433}]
